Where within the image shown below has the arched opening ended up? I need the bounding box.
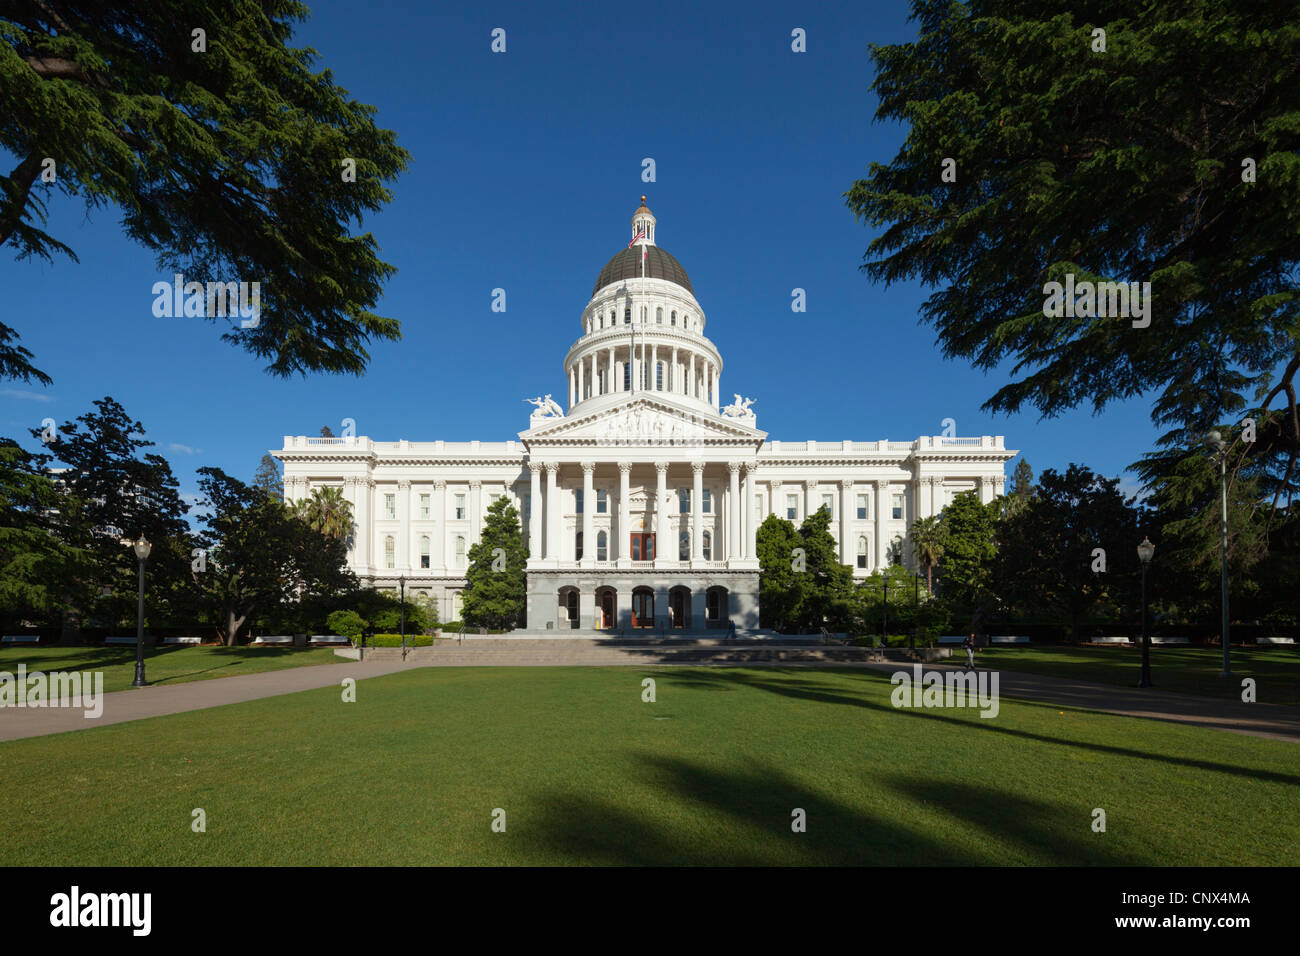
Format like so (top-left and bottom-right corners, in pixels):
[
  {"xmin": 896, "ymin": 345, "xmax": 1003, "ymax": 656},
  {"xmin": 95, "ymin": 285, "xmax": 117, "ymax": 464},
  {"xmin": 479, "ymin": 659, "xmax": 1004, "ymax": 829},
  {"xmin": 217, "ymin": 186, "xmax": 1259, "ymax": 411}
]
[
  {"xmin": 669, "ymin": 585, "xmax": 692, "ymax": 630},
  {"xmin": 595, "ymin": 586, "xmax": 617, "ymax": 629},
  {"xmin": 631, "ymin": 585, "xmax": 655, "ymax": 628},
  {"xmin": 596, "ymin": 529, "xmax": 608, "ymax": 562},
  {"xmin": 558, "ymin": 585, "xmax": 580, "ymax": 630},
  {"xmin": 706, "ymin": 585, "xmax": 729, "ymax": 628}
]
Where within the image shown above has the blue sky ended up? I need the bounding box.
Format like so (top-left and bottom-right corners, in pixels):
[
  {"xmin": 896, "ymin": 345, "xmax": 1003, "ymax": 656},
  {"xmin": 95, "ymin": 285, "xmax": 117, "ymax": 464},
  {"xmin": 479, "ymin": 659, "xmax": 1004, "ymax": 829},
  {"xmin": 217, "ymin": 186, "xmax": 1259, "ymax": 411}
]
[{"xmin": 2, "ymin": 0, "xmax": 1166, "ymax": 508}]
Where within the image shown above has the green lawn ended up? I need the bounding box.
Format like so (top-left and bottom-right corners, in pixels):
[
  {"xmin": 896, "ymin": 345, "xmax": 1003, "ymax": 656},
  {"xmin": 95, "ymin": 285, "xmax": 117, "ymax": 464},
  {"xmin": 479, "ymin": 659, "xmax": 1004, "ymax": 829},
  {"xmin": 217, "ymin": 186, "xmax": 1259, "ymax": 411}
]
[
  {"xmin": 975, "ymin": 645, "xmax": 1300, "ymax": 706},
  {"xmin": 1, "ymin": 666, "xmax": 1295, "ymax": 865},
  {"xmin": 0, "ymin": 645, "xmax": 341, "ymax": 695}
]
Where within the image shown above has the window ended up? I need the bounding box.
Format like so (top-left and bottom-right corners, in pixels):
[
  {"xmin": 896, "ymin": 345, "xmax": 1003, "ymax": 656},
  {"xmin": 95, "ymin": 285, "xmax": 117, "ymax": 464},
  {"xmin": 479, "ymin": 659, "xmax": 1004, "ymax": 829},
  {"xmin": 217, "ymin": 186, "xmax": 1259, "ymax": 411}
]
[
  {"xmin": 671, "ymin": 310, "xmax": 676, "ymax": 326},
  {"xmin": 596, "ymin": 489, "xmax": 608, "ymax": 513},
  {"xmin": 576, "ymin": 488, "xmax": 584, "ymax": 514},
  {"xmin": 384, "ymin": 494, "xmax": 395, "ymax": 520},
  {"xmin": 575, "ymin": 531, "xmax": 583, "ymax": 561},
  {"xmin": 892, "ymin": 493, "xmax": 904, "ymax": 520},
  {"xmin": 702, "ymin": 488, "xmax": 712, "ymax": 513},
  {"xmin": 597, "ymin": 530, "xmax": 608, "ymax": 561},
  {"xmin": 420, "ymin": 535, "xmax": 430, "ymax": 569},
  {"xmin": 420, "ymin": 494, "xmax": 430, "ymax": 519},
  {"xmin": 786, "ymin": 494, "xmax": 798, "ymax": 520},
  {"xmin": 623, "ymin": 363, "xmax": 630, "ymax": 390},
  {"xmin": 656, "ymin": 362, "xmax": 664, "ymax": 390},
  {"xmin": 857, "ymin": 494, "xmax": 868, "ymax": 519},
  {"xmin": 455, "ymin": 494, "xmax": 466, "ymax": 520},
  {"xmin": 384, "ymin": 535, "xmax": 395, "ymax": 569},
  {"xmin": 679, "ymin": 488, "xmax": 689, "ymax": 513},
  {"xmin": 857, "ymin": 537, "xmax": 868, "ymax": 569},
  {"xmin": 455, "ymin": 536, "xmax": 466, "ymax": 568},
  {"xmin": 679, "ymin": 530, "xmax": 689, "ymax": 560},
  {"xmin": 822, "ymin": 494, "xmax": 834, "ymax": 516},
  {"xmin": 656, "ymin": 307, "xmax": 663, "ymax": 324},
  {"xmin": 755, "ymin": 494, "xmax": 762, "ymax": 522},
  {"xmin": 703, "ymin": 531, "xmax": 712, "ymax": 560},
  {"xmin": 891, "ymin": 535, "xmax": 904, "ymax": 565},
  {"xmin": 624, "ymin": 308, "xmax": 630, "ymax": 325}
]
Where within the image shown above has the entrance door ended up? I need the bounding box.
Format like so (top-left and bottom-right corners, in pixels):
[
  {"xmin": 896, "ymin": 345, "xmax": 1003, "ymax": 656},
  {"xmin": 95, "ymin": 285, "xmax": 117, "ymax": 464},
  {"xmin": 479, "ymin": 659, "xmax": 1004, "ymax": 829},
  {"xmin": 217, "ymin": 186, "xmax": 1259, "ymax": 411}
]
[
  {"xmin": 631, "ymin": 588, "xmax": 654, "ymax": 627},
  {"xmin": 600, "ymin": 590, "xmax": 614, "ymax": 629},
  {"xmin": 630, "ymin": 533, "xmax": 655, "ymax": 561}
]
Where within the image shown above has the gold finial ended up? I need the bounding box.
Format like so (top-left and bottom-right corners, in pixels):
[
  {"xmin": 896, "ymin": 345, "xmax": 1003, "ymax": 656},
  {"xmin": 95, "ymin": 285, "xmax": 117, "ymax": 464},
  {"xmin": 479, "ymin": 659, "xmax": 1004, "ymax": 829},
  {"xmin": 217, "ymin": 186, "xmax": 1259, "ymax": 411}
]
[{"xmin": 641, "ymin": 195, "xmax": 646, "ymax": 204}]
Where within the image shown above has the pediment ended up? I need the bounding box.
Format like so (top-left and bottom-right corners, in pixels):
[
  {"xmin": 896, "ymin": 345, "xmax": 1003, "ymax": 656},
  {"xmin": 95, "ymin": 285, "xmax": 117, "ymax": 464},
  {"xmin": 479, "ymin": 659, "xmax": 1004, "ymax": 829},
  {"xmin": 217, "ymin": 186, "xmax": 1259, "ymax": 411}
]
[{"xmin": 520, "ymin": 396, "xmax": 765, "ymax": 448}]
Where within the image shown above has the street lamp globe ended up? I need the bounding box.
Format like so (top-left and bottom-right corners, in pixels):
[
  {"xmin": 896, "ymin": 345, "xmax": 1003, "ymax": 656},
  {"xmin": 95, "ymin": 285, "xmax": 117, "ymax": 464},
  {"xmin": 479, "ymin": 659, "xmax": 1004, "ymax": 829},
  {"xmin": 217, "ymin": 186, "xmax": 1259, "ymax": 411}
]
[
  {"xmin": 133, "ymin": 537, "xmax": 152, "ymax": 561},
  {"xmin": 1137, "ymin": 537, "xmax": 1155, "ymax": 565},
  {"xmin": 1206, "ymin": 430, "xmax": 1226, "ymax": 455}
]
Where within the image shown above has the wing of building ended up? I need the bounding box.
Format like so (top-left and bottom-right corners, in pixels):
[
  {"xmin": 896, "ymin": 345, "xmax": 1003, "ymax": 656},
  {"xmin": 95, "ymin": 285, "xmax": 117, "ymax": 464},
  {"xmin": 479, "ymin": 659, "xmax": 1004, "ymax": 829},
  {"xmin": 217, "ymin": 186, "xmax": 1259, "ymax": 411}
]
[{"xmin": 275, "ymin": 197, "xmax": 1016, "ymax": 632}]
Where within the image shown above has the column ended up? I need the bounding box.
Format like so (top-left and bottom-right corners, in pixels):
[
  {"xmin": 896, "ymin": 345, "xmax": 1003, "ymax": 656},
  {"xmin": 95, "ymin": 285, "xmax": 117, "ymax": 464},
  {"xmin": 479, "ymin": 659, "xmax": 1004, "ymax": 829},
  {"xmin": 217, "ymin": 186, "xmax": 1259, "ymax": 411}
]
[
  {"xmin": 771, "ymin": 481, "xmax": 784, "ymax": 520},
  {"xmin": 979, "ymin": 476, "xmax": 993, "ymax": 505},
  {"xmin": 433, "ymin": 479, "xmax": 446, "ymax": 569},
  {"xmin": 545, "ymin": 462, "xmax": 560, "ymax": 560},
  {"xmin": 469, "ymin": 479, "xmax": 482, "ymax": 545},
  {"xmin": 875, "ymin": 480, "xmax": 889, "ymax": 569},
  {"xmin": 581, "ymin": 461, "xmax": 595, "ymax": 568},
  {"xmin": 804, "ymin": 480, "xmax": 816, "ymax": 521},
  {"xmin": 568, "ymin": 368, "xmax": 576, "ymax": 408},
  {"xmin": 577, "ymin": 359, "xmax": 584, "ymax": 404},
  {"xmin": 690, "ymin": 354, "xmax": 697, "ymax": 398},
  {"xmin": 617, "ymin": 461, "xmax": 631, "ymax": 565},
  {"xmin": 397, "ymin": 479, "xmax": 411, "ymax": 571},
  {"xmin": 364, "ymin": 479, "xmax": 375, "ymax": 574},
  {"xmin": 608, "ymin": 346, "xmax": 616, "ymax": 392},
  {"xmin": 671, "ymin": 347, "xmax": 678, "ymax": 393},
  {"xmin": 839, "ymin": 479, "xmax": 854, "ymax": 566},
  {"xmin": 528, "ymin": 463, "xmax": 542, "ymax": 559},
  {"xmin": 587, "ymin": 354, "xmax": 594, "ymax": 398},
  {"xmin": 711, "ymin": 365, "xmax": 719, "ymax": 408},
  {"xmin": 728, "ymin": 462, "xmax": 741, "ymax": 562},
  {"xmin": 691, "ymin": 462, "xmax": 704, "ymax": 562},
  {"xmin": 656, "ymin": 462, "xmax": 671, "ymax": 564},
  {"xmin": 742, "ymin": 462, "xmax": 757, "ymax": 559}
]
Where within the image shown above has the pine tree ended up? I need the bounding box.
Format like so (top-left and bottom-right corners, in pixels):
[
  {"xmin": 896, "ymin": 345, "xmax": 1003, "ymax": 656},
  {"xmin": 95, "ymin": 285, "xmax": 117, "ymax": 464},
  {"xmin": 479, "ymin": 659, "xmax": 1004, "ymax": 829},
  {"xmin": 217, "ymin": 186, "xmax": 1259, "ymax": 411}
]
[
  {"xmin": 462, "ymin": 496, "xmax": 527, "ymax": 630},
  {"xmin": 253, "ymin": 453, "xmax": 283, "ymax": 499},
  {"xmin": 755, "ymin": 513, "xmax": 805, "ymax": 632}
]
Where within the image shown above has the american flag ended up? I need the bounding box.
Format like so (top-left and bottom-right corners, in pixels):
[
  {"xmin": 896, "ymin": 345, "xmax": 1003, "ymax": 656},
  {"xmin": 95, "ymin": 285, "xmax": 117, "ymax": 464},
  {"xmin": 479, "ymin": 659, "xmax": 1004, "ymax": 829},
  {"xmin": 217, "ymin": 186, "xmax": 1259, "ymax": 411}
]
[{"xmin": 628, "ymin": 226, "xmax": 645, "ymax": 248}]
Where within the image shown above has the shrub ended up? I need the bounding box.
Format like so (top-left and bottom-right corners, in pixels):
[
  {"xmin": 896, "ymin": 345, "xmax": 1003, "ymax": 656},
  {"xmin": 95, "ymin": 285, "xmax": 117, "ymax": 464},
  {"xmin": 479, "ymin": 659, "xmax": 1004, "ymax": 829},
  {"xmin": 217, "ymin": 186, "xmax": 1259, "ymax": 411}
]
[{"xmin": 326, "ymin": 609, "xmax": 365, "ymax": 642}]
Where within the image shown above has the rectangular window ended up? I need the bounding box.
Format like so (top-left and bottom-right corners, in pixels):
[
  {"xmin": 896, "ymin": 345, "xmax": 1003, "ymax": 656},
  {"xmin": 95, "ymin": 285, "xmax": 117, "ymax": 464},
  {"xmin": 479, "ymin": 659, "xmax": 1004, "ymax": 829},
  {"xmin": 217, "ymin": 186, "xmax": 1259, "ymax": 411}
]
[
  {"xmin": 786, "ymin": 494, "xmax": 798, "ymax": 520},
  {"xmin": 455, "ymin": 536, "xmax": 466, "ymax": 568},
  {"xmin": 857, "ymin": 554, "xmax": 867, "ymax": 569},
  {"xmin": 420, "ymin": 494, "xmax": 430, "ymax": 519},
  {"xmin": 679, "ymin": 489, "xmax": 689, "ymax": 514},
  {"xmin": 822, "ymin": 494, "xmax": 834, "ymax": 516},
  {"xmin": 384, "ymin": 494, "xmax": 395, "ymax": 520},
  {"xmin": 455, "ymin": 494, "xmax": 466, "ymax": 520},
  {"xmin": 576, "ymin": 488, "xmax": 584, "ymax": 514},
  {"xmin": 892, "ymin": 493, "xmax": 904, "ymax": 520},
  {"xmin": 702, "ymin": 489, "xmax": 712, "ymax": 513},
  {"xmin": 857, "ymin": 495, "xmax": 868, "ymax": 520},
  {"xmin": 597, "ymin": 489, "xmax": 607, "ymax": 513}
]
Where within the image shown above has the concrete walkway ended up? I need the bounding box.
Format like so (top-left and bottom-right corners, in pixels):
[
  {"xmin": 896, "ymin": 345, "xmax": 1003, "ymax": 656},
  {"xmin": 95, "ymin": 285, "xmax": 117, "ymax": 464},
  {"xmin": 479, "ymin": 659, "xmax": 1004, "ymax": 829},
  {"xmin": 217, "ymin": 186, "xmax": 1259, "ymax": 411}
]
[
  {"xmin": 1, "ymin": 652, "xmax": 1295, "ymax": 744},
  {"xmin": 0, "ymin": 659, "xmax": 410, "ymax": 742}
]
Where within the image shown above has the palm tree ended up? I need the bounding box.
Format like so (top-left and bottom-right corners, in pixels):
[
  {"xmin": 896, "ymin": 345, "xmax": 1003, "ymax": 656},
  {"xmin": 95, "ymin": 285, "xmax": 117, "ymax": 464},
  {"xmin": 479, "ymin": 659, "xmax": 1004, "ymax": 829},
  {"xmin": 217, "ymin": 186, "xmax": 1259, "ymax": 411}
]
[
  {"xmin": 297, "ymin": 485, "xmax": 352, "ymax": 540},
  {"xmin": 910, "ymin": 515, "xmax": 948, "ymax": 594}
]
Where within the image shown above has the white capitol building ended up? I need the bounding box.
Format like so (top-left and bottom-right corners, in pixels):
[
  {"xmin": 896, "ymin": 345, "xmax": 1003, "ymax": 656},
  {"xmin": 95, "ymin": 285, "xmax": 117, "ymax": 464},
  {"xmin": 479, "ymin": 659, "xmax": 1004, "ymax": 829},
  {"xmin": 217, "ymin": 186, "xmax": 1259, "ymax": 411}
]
[{"xmin": 275, "ymin": 198, "xmax": 1015, "ymax": 632}]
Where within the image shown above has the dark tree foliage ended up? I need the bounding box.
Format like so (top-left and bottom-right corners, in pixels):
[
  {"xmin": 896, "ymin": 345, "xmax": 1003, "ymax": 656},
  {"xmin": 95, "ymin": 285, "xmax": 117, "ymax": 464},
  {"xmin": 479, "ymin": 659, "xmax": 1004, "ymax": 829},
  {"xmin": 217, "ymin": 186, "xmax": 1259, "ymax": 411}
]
[{"xmin": 461, "ymin": 495, "xmax": 527, "ymax": 629}]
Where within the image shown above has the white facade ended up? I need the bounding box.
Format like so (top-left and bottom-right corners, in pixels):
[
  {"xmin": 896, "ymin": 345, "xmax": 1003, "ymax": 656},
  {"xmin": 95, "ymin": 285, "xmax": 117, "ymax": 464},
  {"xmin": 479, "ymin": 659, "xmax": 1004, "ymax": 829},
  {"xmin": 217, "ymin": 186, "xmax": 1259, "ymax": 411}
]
[{"xmin": 275, "ymin": 198, "xmax": 1015, "ymax": 631}]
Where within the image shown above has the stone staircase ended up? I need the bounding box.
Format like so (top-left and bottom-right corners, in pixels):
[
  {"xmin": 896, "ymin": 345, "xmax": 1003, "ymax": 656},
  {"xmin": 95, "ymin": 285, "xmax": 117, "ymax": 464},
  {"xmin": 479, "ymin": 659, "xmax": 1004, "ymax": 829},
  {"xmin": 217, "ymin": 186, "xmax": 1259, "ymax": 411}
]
[{"xmin": 348, "ymin": 638, "xmax": 898, "ymax": 667}]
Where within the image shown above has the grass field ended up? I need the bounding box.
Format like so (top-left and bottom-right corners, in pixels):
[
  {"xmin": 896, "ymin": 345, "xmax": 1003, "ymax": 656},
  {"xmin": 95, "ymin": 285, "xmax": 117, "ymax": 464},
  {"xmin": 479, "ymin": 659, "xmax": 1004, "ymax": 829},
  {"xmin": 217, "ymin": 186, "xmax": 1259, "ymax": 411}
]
[
  {"xmin": 976, "ymin": 645, "xmax": 1300, "ymax": 706},
  {"xmin": 0, "ymin": 646, "xmax": 340, "ymax": 695},
  {"xmin": 1, "ymin": 665, "xmax": 1295, "ymax": 866}
]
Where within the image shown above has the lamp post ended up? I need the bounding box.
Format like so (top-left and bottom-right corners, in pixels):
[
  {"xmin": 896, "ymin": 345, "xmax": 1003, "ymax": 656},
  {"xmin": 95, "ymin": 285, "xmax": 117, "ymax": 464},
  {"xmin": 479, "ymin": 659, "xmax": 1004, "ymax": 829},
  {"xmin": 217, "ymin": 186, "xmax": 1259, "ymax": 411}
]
[
  {"xmin": 911, "ymin": 571, "xmax": 923, "ymax": 651},
  {"xmin": 131, "ymin": 537, "xmax": 151, "ymax": 687},
  {"xmin": 1137, "ymin": 536, "xmax": 1154, "ymax": 688},
  {"xmin": 1205, "ymin": 431, "xmax": 1232, "ymax": 677},
  {"xmin": 398, "ymin": 574, "xmax": 408, "ymax": 661}
]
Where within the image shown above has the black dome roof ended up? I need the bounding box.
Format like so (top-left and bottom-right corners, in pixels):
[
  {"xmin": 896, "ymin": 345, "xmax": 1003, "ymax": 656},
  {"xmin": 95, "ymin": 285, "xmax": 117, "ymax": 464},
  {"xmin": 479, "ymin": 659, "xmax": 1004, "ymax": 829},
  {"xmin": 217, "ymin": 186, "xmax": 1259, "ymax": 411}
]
[{"xmin": 592, "ymin": 245, "xmax": 693, "ymax": 296}]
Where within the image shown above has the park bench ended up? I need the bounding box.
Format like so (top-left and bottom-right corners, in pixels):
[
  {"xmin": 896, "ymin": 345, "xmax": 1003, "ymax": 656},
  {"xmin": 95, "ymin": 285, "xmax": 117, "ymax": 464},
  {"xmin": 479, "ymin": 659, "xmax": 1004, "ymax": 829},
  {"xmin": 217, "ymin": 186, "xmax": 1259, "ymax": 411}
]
[
  {"xmin": 251, "ymin": 635, "xmax": 293, "ymax": 646},
  {"xmin": 1150, "ymin": 636, "xmax": 1190, "ymax": 645},
  {"xmin": 937, "ymin": 635, "xmax": 966, "ymax": 645},
  {"xmin": 104, "ymin": 636, "xmax": 137, "ymax": 645},
  {"xmin": 1256, "ymin": 636, "xmax": 1296, "ymax": 645},
  {"xmin": 1093, "ymin": 636, "xmax": 1133, "ymax": 645},
  {"xmin": 990, "ymin": 635, "xmax": 1030, "ymax": 645},
  {"xmin": 309, "ymin": 635, "xmax": 351, "ymax": 646},
  {"xmin": 1, "ymin": 634, "xmax": 40, "ymax": 645},
  {"xmin": 162, "ymin": 636, "xmax": 202, "ymax": 645}
]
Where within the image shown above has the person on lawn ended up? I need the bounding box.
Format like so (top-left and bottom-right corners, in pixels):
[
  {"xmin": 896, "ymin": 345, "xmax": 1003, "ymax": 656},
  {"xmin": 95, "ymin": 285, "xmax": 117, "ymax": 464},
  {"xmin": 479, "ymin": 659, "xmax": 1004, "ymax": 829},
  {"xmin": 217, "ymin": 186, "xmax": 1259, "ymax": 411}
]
[{"xmin": 963, "ymin": 633, "xmax": 976, "ymax": 670}]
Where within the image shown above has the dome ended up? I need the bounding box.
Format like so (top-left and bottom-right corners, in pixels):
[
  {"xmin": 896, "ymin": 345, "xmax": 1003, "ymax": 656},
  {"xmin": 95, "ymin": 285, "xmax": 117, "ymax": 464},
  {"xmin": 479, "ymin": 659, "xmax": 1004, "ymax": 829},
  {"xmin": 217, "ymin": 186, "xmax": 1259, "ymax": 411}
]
[{"xmin": 592, "ymin": 245, "xmax": 694, "ymax": 296}]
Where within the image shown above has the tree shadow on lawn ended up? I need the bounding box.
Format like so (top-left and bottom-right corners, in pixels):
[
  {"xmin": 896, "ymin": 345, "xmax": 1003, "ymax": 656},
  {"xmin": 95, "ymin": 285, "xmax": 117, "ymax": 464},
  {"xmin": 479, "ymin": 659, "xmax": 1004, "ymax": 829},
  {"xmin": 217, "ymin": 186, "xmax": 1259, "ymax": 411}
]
[
  {"xmin": 652, "ymin": 669, "xmax": 1300, "ymax": 789},
  {"xmin": 524, "ymin": 753, "xmax": 1144, "ymax": 865}
]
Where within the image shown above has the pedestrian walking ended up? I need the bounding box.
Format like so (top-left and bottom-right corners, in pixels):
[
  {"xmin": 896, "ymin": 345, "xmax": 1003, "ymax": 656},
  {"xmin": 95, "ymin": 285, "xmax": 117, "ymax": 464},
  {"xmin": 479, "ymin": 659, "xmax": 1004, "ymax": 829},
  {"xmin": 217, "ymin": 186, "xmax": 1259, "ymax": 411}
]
[{"xmin": 963, "ymin": 633, "xmax": 976, "ymax": 670}]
